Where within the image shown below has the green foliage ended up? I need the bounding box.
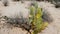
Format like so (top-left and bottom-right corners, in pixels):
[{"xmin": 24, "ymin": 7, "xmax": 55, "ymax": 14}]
[{"xmin": 29, "ymin": 2, "xmax": 48, "ymax": 34}]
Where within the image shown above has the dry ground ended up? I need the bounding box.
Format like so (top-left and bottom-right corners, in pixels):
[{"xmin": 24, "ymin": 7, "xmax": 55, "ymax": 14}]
[{"xmin": 0, "ymin": 1, "xmax": 60, "ymax": 34}]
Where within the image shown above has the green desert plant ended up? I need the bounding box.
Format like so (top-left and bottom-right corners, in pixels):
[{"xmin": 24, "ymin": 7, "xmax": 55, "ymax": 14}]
[{"xmin": 29, "ymin": 2, "xmax": 48, "ymax": 34}]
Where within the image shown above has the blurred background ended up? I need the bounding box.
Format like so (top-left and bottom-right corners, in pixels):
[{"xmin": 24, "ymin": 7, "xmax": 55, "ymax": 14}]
[{"xmin": 0, "ymin": 0, "xmax": 60, "ymax": 34}]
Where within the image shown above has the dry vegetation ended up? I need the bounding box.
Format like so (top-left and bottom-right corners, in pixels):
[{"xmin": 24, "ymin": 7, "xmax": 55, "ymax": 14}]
[{"xmin": 0, "ymin": 0, "xmax": 60, "ymax": 34}]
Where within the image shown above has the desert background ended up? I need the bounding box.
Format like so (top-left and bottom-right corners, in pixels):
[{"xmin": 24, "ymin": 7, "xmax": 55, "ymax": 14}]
[{"xmin": 0, "ymin": 0, "xmax": 60, "ymax": 34}]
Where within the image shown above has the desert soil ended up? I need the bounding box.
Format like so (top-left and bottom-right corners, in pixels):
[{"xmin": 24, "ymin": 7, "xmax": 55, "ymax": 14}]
[{"xmin": 0, "ymin": 1, "xmax": 60, "ymax": 34}]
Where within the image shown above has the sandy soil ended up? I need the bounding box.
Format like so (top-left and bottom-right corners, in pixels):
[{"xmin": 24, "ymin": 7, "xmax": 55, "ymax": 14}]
[{"xmin": 0, "ymin": 1, "xmax": 60, "ymax": 34}]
